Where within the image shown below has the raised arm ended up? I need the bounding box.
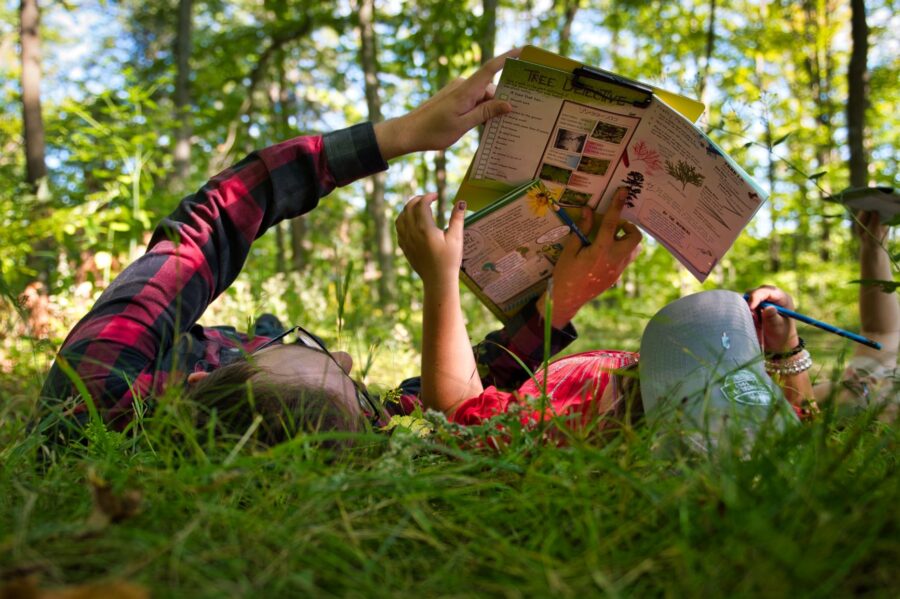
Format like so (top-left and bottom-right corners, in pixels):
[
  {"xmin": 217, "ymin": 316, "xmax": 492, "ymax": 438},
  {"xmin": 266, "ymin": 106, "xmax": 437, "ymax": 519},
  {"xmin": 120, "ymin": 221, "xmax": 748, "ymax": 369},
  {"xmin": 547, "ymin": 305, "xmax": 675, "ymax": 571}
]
[
  {"xmin": 42, "ymin": 129, "xmax": 385, "ymax": 422},
  {"xmin": 397, "ymin": 195, "xmax": 482, "ymax": 415},
  {"xmin": 855, "ymin": 210, "xmax": 899, "ymax": 361}
]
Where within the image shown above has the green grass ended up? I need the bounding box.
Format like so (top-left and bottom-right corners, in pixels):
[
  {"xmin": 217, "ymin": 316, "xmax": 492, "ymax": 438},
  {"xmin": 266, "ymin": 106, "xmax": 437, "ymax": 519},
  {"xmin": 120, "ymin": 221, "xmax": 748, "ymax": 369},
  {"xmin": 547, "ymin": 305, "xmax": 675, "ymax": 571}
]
[
  {"xmin": 1, "ymin": 280, "xmax": 898, "ymax": 598},
  {"xmin": 1, "ymin": 376, "xmax": 898, "ymax": 597}
]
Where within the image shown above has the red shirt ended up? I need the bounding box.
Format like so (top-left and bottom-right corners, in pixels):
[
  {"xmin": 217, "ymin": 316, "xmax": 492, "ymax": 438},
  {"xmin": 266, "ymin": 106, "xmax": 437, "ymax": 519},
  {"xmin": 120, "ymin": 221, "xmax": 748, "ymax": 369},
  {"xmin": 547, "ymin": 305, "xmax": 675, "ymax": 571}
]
[{"xmin": 452, "ymin": 350, "xmax": 639, "ymax": 428}]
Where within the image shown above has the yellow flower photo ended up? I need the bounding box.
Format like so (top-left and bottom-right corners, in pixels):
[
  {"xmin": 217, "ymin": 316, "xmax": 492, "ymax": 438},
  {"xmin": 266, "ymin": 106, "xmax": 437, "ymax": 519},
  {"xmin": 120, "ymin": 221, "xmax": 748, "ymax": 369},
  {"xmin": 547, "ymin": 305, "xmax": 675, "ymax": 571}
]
[{"xmin": 526, "ymin": 183, "xmax": 560, "ymax": 217}]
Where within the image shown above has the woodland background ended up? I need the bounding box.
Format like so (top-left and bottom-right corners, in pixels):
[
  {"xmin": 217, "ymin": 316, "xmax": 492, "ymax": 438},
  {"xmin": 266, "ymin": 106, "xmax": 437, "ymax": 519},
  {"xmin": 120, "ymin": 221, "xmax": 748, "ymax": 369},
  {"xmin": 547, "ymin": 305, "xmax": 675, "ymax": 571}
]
[{"xmin": 1, "ymin": 0, "xmax": 898, "ymax": 401}]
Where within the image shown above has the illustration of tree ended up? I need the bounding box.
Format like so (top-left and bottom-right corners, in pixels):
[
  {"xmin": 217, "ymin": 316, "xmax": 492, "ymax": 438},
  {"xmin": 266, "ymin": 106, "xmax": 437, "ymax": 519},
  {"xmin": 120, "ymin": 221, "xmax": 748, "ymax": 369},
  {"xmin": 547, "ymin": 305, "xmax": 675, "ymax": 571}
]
[
  {"xmin": 621, "ymin": 171, "xmax": 644, "ymax": 208},
  {"xmin": 665, "ymin": 159, "xmax": 705, "ymax": 191}
]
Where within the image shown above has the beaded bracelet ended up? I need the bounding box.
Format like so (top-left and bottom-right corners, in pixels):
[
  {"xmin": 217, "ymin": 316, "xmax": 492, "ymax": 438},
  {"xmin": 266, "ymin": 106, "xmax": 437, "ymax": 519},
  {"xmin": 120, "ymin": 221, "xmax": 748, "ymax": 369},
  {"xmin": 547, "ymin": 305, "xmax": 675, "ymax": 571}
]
[
  {"xmin": 765, "ymin": 349, "xmax": 813, "ymax": 376},
  {"xmin": 765, "ymin": 337, "xmax": 806, "ymax": 360}
]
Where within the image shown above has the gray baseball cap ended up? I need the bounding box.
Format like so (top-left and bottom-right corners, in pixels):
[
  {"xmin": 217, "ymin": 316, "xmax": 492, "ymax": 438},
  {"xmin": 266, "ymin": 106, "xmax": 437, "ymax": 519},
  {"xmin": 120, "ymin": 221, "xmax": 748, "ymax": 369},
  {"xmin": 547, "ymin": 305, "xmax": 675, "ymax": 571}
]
[{"xmin": 639, "ymin": 290, "xmax": 799, "ymax": 455}]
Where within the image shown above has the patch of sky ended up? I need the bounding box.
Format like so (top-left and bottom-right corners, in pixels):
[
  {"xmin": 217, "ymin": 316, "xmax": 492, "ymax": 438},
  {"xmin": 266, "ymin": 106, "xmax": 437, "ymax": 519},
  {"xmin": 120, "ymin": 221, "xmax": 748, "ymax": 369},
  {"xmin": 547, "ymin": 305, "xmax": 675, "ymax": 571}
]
[{"xmin": 40, "ymin": 0, "xmax": 131, "ymax": 103}]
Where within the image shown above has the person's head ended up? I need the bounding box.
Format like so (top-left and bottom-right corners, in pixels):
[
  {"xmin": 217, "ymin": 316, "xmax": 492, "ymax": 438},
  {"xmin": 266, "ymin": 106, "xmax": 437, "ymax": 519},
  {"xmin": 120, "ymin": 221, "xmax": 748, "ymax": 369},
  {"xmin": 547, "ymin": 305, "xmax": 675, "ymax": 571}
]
[
  {"xmin": 185, "ymin": 340, "xmax": 372, "ymax": 446},
  {"xmin": 638, "ymin": 290, "xmax": 799, "ymax": 454}
]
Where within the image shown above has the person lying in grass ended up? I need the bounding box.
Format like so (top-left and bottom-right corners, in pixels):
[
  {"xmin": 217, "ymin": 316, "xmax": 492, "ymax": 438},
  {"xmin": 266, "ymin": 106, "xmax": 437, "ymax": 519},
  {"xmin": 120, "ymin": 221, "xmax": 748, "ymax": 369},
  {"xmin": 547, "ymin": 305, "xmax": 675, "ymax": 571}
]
[
  {"xmin": 396, "ymin": 188, "xmax": 818, "ymax": 446},
  {"xmin": 39, "ymin": 50, "xmax": 536, "ymax": 444}
]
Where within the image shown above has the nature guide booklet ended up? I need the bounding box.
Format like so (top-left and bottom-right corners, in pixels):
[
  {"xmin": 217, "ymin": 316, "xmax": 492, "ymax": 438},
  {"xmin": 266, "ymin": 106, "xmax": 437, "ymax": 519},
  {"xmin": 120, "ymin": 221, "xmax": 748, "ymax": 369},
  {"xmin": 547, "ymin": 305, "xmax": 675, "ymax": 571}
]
[
  {"xmin": 461, "ymin": 179, "xmax": 572, "ymax": 321},
  {"xmin": 458, "ymin": 48, "xmax": 767, "ymax": 318}
]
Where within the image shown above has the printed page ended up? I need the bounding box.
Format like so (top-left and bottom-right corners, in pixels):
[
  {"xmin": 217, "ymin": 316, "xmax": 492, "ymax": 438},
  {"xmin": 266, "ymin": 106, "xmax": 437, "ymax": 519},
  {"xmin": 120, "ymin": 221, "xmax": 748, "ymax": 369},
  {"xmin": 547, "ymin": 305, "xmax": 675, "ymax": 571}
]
[
  {"xmin": 471, "ymin": 59, "xmax": 647, "ymax": 209},
  {"xmin": 462, "ymin": 181, "xmax": 571, "ymax": 318},
  {"xmin": 606, "ymin": 98, "xmax": 767, "ymax": 281}
]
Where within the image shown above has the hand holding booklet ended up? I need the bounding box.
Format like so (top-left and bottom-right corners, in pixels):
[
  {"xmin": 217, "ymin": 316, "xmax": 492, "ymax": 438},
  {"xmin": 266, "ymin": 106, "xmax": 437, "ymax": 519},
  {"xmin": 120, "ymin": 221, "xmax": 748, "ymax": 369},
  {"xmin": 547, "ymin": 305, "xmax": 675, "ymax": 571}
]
[{"xmin": 457, "ymin": 46, "xmax": 768, "ymax": 321}]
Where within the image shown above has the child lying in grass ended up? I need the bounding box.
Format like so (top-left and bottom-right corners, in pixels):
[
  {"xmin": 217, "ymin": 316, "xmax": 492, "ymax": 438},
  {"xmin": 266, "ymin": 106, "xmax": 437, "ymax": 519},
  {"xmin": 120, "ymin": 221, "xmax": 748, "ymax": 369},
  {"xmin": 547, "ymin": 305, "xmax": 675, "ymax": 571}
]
[
  {"xmin": 395, "ymin": 188, "xmax": 819, "ymax": 448},
  {"xmin": 39, "ymin": 50, "xmax": 535, "ymax": 444}
]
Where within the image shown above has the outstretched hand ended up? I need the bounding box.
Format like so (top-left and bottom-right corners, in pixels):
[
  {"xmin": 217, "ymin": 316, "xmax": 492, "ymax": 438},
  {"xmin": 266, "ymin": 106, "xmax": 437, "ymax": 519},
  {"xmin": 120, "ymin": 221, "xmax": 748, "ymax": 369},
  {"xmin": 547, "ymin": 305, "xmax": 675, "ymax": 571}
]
[
  {"xmin": 375, "ymin": 48, "xmax": 522, "ymax": 160},
  {"xmin": 396, "ymin": 194, "xmax": 467, "ymax": 290},
  {"xmin": 539, "ymin": 187, "xmax": 643, "ymax": 327},
  {"xmin": 745, "ymin": 285, "xmax": 800, "ymax": 354}
]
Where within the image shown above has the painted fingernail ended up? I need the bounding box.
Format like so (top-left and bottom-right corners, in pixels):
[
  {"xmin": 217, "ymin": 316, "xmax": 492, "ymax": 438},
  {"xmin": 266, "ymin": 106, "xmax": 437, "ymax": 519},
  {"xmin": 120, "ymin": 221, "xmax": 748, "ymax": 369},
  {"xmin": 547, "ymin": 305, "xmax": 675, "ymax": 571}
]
[{"xmin": 457, "ymin": 201, "xmax": 466, "ymax": 211}]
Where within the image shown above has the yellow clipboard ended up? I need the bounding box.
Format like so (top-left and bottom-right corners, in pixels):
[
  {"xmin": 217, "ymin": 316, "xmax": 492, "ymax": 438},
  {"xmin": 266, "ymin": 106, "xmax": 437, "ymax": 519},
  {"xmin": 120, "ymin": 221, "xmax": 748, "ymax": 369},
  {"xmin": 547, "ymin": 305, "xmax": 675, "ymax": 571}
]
[
  {"xmin": 455, "ymin": 46, "xmax": 705, "ymax": 211},
  {"xmin": 519, "ymin": 46, "xmax": 704, "ymax": 121}
]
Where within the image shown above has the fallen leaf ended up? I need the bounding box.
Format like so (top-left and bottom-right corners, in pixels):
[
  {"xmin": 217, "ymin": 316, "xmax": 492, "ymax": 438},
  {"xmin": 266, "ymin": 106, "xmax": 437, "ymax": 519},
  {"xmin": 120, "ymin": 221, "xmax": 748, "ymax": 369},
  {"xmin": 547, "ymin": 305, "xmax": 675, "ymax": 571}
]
[
  {"xmin": 85, "ymin": 469, "xmax": 142, "ymax": 529},
  {"xmin": 0, "ymin": 576, "xmax": 149, "ymax": 599}
]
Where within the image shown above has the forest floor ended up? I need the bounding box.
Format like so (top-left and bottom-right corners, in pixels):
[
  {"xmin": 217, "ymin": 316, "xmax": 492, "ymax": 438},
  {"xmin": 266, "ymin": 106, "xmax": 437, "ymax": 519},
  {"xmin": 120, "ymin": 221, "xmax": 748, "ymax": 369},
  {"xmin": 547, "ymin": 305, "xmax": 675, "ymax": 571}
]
[{"xmin": 1, "ymin": 324, "xmax": 898, "ymax": 598}]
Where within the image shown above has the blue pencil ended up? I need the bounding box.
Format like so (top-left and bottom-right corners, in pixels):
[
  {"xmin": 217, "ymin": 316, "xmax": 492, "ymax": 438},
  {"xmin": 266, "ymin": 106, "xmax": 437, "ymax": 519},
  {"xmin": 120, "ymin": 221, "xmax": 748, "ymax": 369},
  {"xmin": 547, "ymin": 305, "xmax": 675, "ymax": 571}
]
[
  {"xmin": 553, "ymin": 206, "xmax": 591, "ymax": 247},
  {"xmin": 749, "ymin": 297, "xmax": 882, "ymax": 350}
]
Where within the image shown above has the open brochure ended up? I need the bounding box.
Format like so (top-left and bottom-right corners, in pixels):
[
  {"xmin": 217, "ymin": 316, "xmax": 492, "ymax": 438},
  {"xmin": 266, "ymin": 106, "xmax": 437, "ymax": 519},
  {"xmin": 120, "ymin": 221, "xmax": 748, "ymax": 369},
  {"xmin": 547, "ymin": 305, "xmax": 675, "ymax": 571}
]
[
  {"xmin": 458, "ymin": 53, "xmax": 767, "ymax": 313},
  {"xmin": 461, "ymin": 179, "xmax": 578, "ymax": 321}
]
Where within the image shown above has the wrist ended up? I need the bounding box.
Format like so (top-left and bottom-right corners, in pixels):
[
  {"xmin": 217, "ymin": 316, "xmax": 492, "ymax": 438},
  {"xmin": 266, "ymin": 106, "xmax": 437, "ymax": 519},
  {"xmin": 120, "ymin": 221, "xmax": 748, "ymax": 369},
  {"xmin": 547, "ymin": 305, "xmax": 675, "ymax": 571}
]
[
  {"xmin": 537, "ymin": 294, "xmax": 577, "ymax": 329},
  {"xmin": 373, "ymin": 118, "xmax": 411, "ymax": 161},
  {"xmin": 422, "ymin": 274, "xmax": 460, "ymax": 297},
  {"xmin": 765, "ymin": 348, "xmax": 813, "ymax": 377},
  {"xmin": 765, "ymin": 337, "xmax": 805, "ymax": 360}
]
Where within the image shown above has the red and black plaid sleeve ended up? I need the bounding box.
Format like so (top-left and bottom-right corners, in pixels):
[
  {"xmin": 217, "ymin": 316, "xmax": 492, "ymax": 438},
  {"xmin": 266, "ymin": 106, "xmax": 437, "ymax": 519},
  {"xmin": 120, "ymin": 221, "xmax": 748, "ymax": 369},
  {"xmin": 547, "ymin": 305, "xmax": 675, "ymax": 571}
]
[
  {"xmin": 474, "ymin": 301, "xmax": 578, "ymax": 390},
  {"xmin": 41, "ymin": 124, "xmax": 387, "ymax": 427}
]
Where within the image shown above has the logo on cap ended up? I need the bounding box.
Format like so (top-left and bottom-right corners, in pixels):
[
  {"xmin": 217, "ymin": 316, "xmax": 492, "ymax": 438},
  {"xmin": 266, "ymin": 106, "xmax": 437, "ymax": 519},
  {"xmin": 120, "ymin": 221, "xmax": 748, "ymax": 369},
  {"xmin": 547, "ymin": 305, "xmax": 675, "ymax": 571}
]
[{"xmin": 720, "ymin": 369, "xmax": 771, "ymax": 405}]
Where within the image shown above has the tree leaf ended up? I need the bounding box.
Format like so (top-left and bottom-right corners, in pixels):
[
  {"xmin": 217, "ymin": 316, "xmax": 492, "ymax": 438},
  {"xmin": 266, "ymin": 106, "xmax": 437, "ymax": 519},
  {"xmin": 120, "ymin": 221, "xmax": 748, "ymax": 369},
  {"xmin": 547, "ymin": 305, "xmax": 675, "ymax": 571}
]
[
  {"xmin": 772, "ymin": 133, "xmax": 791, "ymax": 147},
  {"xmin": 849, "ymin": 279, "xmax": 900, "ymax": 293},
  {"xmin": 809, "ymin": 171, "xmax": 828, "ymax": 180}
]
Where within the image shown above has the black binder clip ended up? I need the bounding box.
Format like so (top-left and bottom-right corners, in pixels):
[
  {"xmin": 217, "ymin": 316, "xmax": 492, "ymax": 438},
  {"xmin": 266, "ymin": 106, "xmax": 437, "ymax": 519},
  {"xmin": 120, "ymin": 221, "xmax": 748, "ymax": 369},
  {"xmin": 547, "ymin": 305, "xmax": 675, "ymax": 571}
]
[{"xmin": 572, "ymin": 65, "xmax": 654, "ymax": 108}]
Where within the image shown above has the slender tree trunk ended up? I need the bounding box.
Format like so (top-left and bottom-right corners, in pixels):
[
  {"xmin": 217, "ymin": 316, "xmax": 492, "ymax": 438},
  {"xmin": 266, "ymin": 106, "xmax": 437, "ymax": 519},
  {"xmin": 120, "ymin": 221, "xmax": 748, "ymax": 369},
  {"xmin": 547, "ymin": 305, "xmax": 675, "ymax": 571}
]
[
  {"xmin": 269, "ymin": 57, "xmax": 288, "ymax": 274},
  {"xmin": 173, "ymin": 0, "xmax": 193, "ymax": 184},
  {"xmin": 480, "ymin": 0, "xmax": 497, "ymax": 64},
  {"xmin": 19, "ymin": 0, "xmax": 46, "ymax": 187},
  {"xmin": 698, "ymin": 0, "xmax": 716, "ymax": 129},
  {"xmin": 478, "ymin": 0, "xmax": 498, "ymax": 144},
  {"xmin": 754, "ymin": 47, "xmax": 780, "ymax": 273},
  {"xmin": 432, "ymin": 45, "xmax": 450, "ymax": 228},
  {"xmin": 558, "ymin": 0, "xmax": 580, "ymax": 57},
  {"xmin": 847, "ymin": 0, "xmax": 868, "ymax": 188},
  {"xmin": 802, "ymin": 0, "xmax": 835, "ymax": 262},
  {"xmin": 356, "ymin": 0, "xmax": 395, "ymax": 305},
  {"xmin": 764, "ymin": 116, "xmax": 781, "ymax": 273}
]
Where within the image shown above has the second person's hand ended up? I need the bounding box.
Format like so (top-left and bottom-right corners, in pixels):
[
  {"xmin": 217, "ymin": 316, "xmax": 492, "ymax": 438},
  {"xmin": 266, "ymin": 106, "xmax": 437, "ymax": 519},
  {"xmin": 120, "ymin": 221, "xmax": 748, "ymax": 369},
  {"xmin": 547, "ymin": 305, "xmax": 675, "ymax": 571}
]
[
  {"xmin": 538, "ymin": 187, "xmax": 643, "ymax": 328},
  {"xmin": 745, "ymin": 285, "xmax": 801, "ymax": 354}
]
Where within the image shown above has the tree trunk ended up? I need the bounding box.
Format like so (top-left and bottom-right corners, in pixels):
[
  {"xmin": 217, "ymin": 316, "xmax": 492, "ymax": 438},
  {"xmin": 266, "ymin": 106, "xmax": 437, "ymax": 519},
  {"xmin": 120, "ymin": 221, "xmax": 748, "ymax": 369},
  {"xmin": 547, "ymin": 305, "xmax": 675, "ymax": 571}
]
[
  {"xmin": 478, "ymin": 0, "xmax": 498, "ymax": 144},
  {"xmin": 19, "ymin": 0, "xmax": 46, "ymax": 187},
  {"xmin": 480, "ymin": 0, "xmax": 497, "ymax": 64},
  {"xmin": 764, "ymin": 117, "xmax": 781, "ymax": 273},
  {"xmin": 558, "ymin": 0, "xmax": 580, "ymax": 57},
  {"xmin": 698, "ymin": 0, "xmax": 716, "ymax": 129},
  {"xmin": 432, "ymin": 55, "xmax": 450, "ymax": 228},
  {"xmin": 173, "ymin": 0, "xmax": 193, "ymax": 184},
  {"xmin": 755, "ymin": 49, "xmax": 780, "ymax": 273},
  {"xmin": 847, "ymin": 0, "xmax": 868, "ymax": 188},
  {"xmin": 801, "ymin": 0, "xmax": 836, "ymax": 262},
  {"xmin": 356, "ymin": 0, "xmax": 395, "ymax": 306}
]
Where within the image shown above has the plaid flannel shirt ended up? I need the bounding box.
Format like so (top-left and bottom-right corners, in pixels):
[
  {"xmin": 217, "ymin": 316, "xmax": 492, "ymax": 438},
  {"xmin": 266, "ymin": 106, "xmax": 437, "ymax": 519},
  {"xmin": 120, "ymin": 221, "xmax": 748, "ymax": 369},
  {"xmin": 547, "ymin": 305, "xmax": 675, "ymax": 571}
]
[{"xmin": 40, "ymin": 122, "xmax": 577, "ymax": 431}]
